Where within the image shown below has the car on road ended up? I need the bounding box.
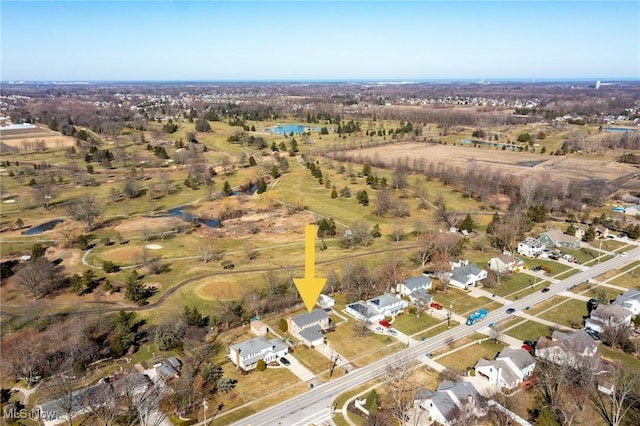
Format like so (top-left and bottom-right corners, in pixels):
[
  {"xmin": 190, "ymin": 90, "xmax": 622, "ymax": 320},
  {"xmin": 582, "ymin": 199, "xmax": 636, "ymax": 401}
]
[
  {"xmin": 607, "ymin": 235, "xmax": 615, "ymax": 239},
  {"xmin": 430, "ymin": 302, "xmax": 443, "ymax": 310},
  {"xmin": 621, "ymin": 251, "xmax": 628, "ymax": 257},
  {"xmin": 533, "ymin": 265, "xmax": 542, "ymax": 272},
  {"xmin": 379, "ymin": 319, "xmax": 392, "ymax": 328},
  {"xmin": 541, "ymin": 287, "xmax": 550, "ymax": 293},
  {"xmin": 387, "ymin": 329, "xmax": 398, "ymax": 336},
  {"xmin": 506, "ymin": 308, "xmax": 516, "ymax": 314},
  {"xmin": 280, "ymin": 357, "xmax": 291, "ymax": 366},
  {"xmin": 618, "ymin": 233, "xmax": 626, "ymax": 238}
]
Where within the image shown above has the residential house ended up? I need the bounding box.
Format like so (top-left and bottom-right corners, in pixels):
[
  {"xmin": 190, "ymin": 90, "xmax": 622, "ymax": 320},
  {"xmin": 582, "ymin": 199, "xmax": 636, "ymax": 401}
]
[
  {"xmin": 536, "ymin": 330, "xmax": 598, "ymax": 367},
  {"xmin": 407, "ymin": 288, "xmax": 432, "ymax": 305},
  {"xmin": 474, "ymin": 348, "xmax": 536, "ymax": 390},
  {"xmin": 346, "ymin": 293, "xmax": 408, "ymax": 323},
  {"xmin": 316, "ymin": 293, "xmax": 335, "ymax": 309},
  {"xmin": 595, "ymin": 225, "xmax": 609, "ymax": 239},
  {"xmin": 396, "ymin": 275, "xmax": 432, "ymax": 297},
  {"xmin": 488, "ymin": 254, "xmax": 525, "ymax": 274},
  {"xmin": 517, "ymin": 237, "xmax": 546, "ymax": 258},
  {"xmin": 448, "ymin": 264, "xmax": 487, "ymax": 290},
  {"xmin": 539, "ymin": 228, "xmax": 581, "ymax": 249},
  {"xmin": 613, "ymin": 289, "xmax": 640, "ymax": 315},
  {"xmin": 228, "ymin": 336, "xmax": 288, "ymax": 371},
  {"xmin": 287, "ymin": 309, "xmax": 331, "ymax": 347},
  {"xmin": 413, "ymin": 380, "xmax": 486, "ymax": 426},
  {"xmin": 155, "ymin": 356, "xmax": 182, "ymax": 380},
  {"xmin": 584, "ymin": 304, "xmax": 633, "ymax": 333}
]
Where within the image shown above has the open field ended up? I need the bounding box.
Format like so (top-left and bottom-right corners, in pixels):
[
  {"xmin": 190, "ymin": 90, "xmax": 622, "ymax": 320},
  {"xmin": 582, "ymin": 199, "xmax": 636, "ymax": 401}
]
[{"xmin": 339, "ymin": 142, "xmax": 638, "ymax": 182}]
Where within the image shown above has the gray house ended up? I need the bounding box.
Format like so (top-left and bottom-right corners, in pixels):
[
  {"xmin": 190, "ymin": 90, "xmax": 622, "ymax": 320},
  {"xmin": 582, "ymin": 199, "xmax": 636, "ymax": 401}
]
[{"xmin": 539, "ymin": 228, "xmax": 580, "ymax": 249}]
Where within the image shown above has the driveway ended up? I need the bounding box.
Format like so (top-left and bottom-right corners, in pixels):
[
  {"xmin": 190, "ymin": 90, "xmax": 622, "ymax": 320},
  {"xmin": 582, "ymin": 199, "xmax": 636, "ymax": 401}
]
[{"xmin": 279, "ymin": 354, "xmax": 315, "ymax": 382}]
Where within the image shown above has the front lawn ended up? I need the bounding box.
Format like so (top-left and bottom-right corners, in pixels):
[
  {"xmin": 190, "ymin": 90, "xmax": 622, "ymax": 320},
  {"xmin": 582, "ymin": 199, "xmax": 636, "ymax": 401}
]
[
  {"xmin": 504, "ymin": 319, "xmax": 556, "ymax": 342},
  {"xmin": 537, "ymin": 298, "xmax": 588, "ymax": 328},
  {"xmin": 392, "ymin": 312, "xmax": 441, "ymax": 336},
  {"xmin": 435, "ymin": 338, "xmax": 506, "ymax": 372}
]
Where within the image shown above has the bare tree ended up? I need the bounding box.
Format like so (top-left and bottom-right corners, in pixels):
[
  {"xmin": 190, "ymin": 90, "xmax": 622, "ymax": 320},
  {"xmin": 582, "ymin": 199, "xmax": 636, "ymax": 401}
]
[
  {"xmin": 65, "ymin": 193, "xmax": 102, "ymax": 231},
  {"xmin": 200, "ymin": 241, "xmax": 223, "ymax": 263},
  {"xmin": 244, "ymin": 241, "xmax": 258, "ymax": 261},
  {"xmin": 14, "ymin": 257, "xmax": 58, "ymax": 300},
  {"xmin": 1, "ymin": 330, "xmax": 44, "ymax": 387},
  {"xmin": 374, "ymin": 188, "xmax": 393, "ymax": 217},
  {"xmin": 32, "ymin": 178, "xmax": 56, "ymax": 209},
  {"xmin": 385, "ymin": 358, "xmax": 419, "ymax": 425},
  {"xmin": 591, "ymin": 367, "xmax": 639, "ymax": 426},
  {"xmin": 390, "ymin": 224, "xmax": 405, "ymax": 242}
]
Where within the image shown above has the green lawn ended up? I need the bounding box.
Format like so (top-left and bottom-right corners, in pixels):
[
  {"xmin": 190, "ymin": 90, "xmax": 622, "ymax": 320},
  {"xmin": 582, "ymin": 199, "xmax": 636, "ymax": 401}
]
[
  {"xmin": 433, "ymin": 290, "xmax": 502, "ymax": 317},
  {"xmin": 290, "ymin": 345, "xmax": 332, "ymax": 375},
  {"xmin": 435, "ymin": 338, "xmax": 506, "ymax": 372},
  {"xmin": 532, "ymin": 259, "xmax": 575, "ymax": 276},
  {"xmin": 491, "ymin": 272, "xmax": 546, "ymax": 298},
  {"xmin": 504, "ymin": 319, "xmax": 555, "ymax": 341},
  {"xmin": 392, "ymin": 312, "xmax": 441, "ymax": 336},
  {"xmin": 537, "ymin": 298, "xmax": 588, "ymax": 328},
  {"xmin": 609, "ymin": 265, "xmax": 640, "ymax": 289},
  {"xmin": 598, "ymin": 345, "xmax": 640, "ymax": 372}
]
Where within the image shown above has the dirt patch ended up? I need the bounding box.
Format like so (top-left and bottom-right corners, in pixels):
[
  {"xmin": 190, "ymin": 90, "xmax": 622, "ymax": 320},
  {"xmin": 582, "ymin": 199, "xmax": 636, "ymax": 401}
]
[
  {"xmin": 101, "ymin": 246, "xmax": 143, "ymax": 264},
  {"xmin": 114, "ymin": 216, "xmax": 183, "ymax": 235},
  {"xmin": 340, "ymin": 142, "xmax": 637, "ymax": 182}
]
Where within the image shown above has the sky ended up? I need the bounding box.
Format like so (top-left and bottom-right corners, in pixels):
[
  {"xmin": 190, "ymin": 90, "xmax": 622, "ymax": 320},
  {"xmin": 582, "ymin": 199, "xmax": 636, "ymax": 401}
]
[{"xmin": 1, "ymin": 1, "xmax": 639, "ymax": 81}]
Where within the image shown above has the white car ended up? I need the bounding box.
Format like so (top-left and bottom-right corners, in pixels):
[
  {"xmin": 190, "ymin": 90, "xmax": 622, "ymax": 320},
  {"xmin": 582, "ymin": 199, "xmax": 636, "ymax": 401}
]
[{"xmin": 620, "ymin": 251, "xmax": 628, "ymax": 257}]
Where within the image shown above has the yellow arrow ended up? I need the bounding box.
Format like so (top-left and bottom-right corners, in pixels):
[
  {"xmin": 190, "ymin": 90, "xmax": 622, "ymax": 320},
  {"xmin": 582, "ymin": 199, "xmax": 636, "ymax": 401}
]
[{"xmin": 293, "ymin": 224, "xmax": 327, "ymax": 312}]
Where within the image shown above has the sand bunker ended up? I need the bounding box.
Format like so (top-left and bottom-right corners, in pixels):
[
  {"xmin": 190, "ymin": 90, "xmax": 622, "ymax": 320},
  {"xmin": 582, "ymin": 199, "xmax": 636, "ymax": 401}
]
[
  {"xmin": 3, "ymin": 199, "xmax": 16, "ymax": 203},
  {"xmin": 145, "ymin": 244, "xmax": 163, "ymax": 250}
]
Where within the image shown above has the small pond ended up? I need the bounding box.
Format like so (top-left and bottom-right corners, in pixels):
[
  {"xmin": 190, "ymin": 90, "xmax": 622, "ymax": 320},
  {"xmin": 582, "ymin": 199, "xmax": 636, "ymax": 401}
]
[
  {"xmin": 603, "ymin": 127, "xmax": 636, "ymax": 133},
  {"xmin": 21, "ymin": 219, "xmax": 64, "ymax": 235},
  {"xmin": 462, "ymin": 138, "xmax": 519, "ymax": 151},
  {"xmin": 264, "ymin": 124, "xmax": 322, "ymax": 135}
]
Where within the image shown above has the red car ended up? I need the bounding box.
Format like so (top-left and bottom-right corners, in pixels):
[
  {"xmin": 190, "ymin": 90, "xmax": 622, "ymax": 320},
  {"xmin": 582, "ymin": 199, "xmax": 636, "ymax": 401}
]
[
  {"xmin": 379, "ymin": 320, "xmax": 392, "ymax": 328},
  {"xmin": 521, "ymin": 344, "xmax": 534, "ymax": 352},
  {"xmin": 430, "ymin": 302, "xmax": 443, "ymax": 310}
]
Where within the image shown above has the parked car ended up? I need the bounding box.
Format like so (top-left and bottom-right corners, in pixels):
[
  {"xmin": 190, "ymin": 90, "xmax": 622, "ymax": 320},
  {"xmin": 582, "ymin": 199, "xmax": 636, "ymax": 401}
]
[
  {"xmin": 621, "ymin": 251, "xmax": 628, "ymax": 257},
  {"xmin": 506, "ymin": 308, "xmax": 516, "ymax": 314},
  {"xmin": 387, "ymin": 329, "xmax": 398, "ymax": 336},
  {"xmin": 280, "ymin": 357, "xmax": 291, "ymax": 366},
  {"xmin": 374, "ymin": 326, "xmax": 385, "ymax": 333},
  {"xmin": 379, "ymin": 319, "xmax": 392, "ymax": 328},
  {"xmin": 523, "ymin": 340, "xmax": 536, "ymax": 348},
  {"xmin": 430, "ymin": 302, "xmax": 443, "ymax": 310},
  {"xmin": 585, "ymin": 327, "xmax": 600, "ymax": 340},
  {"xmin": 541, "ymin": 287, "xmax": 550, "ymax": 293},
  {"xmin": 618, "ymin": 233, "xmax": 626, "ymax": 238},
  {"xmin": 533, "ymin": 265, "xmax": 542, "ymax": 272},
  {"xmin": 521, "ymin": 344, "xmax": 534, "ymax": 352}
]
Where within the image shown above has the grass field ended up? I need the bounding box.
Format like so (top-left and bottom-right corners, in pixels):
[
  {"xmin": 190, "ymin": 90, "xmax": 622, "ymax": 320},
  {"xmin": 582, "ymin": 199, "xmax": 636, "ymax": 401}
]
[
  {"xmin": 392, "ymin": 312, "xmax": 441, "ymax": 336},
  {"xmin": 434, "ymin": 337, "xmax": 506, "ymax": 372},
  {"xmin": 504, "ymin": 319, "xmax": 556, "ymax": 341},
  {"xmin": 537, "ymin": 298, "xmax": 588, "ymax": 328}
]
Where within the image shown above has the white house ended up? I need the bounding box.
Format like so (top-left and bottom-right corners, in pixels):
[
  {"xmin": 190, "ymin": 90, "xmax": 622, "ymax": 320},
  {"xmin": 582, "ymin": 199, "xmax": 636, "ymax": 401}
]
[
  {"xmin": 287, "ymin": 309, "xmax": 331, "ymax": 347},
  {"xmin": 536, "ymin": 330, "xmax": 598, "ymax": 368},
  {"xmin": 413, "ymin": 380, "xmax": 486, "ymax": 426},
  {"xmin": 488, "ymin": 254, "xmax": 524, "ymax": 274},
  {"xmin": 613, "ymin": 289, "xmax": 640, "ymax": 315},
  {"xmin": 345, "ymin": 293, "xmax": 408, "ymax": 323},
  {"xmin": 517, "ymin": 237, "xmax": 546, "ymax": 258},
  {"xmin": 396, "ymin": 275, "xmax": 432, "ymax": 297},
  {"xmin": 228, "ymin": 336, "xmax": 288, "ymax": 370},
  {"xmin": 584, "ymin": 304, "xmax": 633, "ymax": 334},
  {"xmin": 448, "ymin": 264, "xmax": 487, "ymax": 290},
  {"xmin": 474, "ymin": 348, "xmax": 536, "ymax": 390}
]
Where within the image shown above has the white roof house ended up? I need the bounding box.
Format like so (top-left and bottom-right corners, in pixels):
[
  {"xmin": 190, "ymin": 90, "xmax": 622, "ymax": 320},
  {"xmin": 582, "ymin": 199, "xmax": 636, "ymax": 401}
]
[
  {"xmin": 345, "ymin": 293, "xmax": 408, "ymax": 323},
  {"xmin": 448, "ymin": 264, "xmax": 487, "ymax": 290},
  {"xmin": 474, "ymin": 348, "xmax": 536, "ymax": 390},
  {"xmin": 585, "ymin": 304, "xmax": 633, "ymax": 334},
  {"xmin": 396, "ymin": 275, "xmax": 432, "ymax": 296},
  {"xmin": 228, "ymin": 336, "xmax": 288, "ymax": 371},
  {"xmin": 316, "ymin": 293, "xmax": 335, "ymax": 309},
  {"xmin": 517, "ymin": 237, "xmax": 546, "ymax": 258},
  {"xmin": 613, "ymin": 289, "xmax": 640, "ymax": 315},
  {"xmin": 488, "ymin": 254, "xmax": 524, "ymax": 274},
  {"xmin": 413, "ymin": 380, "xmax": 486, "ymax": 426},
  {"xmin": 536, "ymin": 330, "xmax": 598, "ymax": 368}
]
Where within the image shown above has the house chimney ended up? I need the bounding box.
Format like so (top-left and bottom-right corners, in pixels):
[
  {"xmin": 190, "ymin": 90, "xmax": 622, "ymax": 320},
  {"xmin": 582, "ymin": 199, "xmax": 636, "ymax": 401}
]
[{"xmin": 235, "ymin": 348, "xmax": 241, "ymax": 371}]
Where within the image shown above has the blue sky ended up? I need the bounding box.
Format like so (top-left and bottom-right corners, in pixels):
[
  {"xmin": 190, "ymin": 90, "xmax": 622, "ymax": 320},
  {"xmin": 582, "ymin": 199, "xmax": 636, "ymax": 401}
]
[{"xmin": 1, "ymin": 1, "xmax": 638, "ymax": 81}]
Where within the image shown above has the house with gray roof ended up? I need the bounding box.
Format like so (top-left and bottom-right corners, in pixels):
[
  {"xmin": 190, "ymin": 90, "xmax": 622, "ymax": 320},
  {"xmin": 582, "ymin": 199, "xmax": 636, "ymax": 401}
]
[
  {"xmin": 413, "ymin": 380, "xmax": 486, "ymax": 426},
  {"xmin": 396, "ymin": 275, "xmax": 432, "ymax": 297},
  {"xmin": 536, "ymin": 330, "xmax": 598, "ymax": 368},
  {"xmin": 287, "ymin": 309, "xmax": 330, "ymax": 347},
  {"xmin": 345, "ymin": 293, "xmax": 408, "ymax": 323},
  {"xmin": 517, "ymin": 237, "xmax": 546, "ymax": 258},
  {"xmin": 448, "ymin": 264, "xmax": 487, "ymax": 290},
  {"xmin": 613, "ymin": 289, "xmax": 640, "ymax": 315},
  {"xmin": 539, "ymin": 228, "xmax": 581, "ymax": 249},
  {"xmin": 584, "ymin": 303, "xmax": 633, "ymax": 333},
  {"xmin": 155, "ymin": 357, "xmax": 182, "ymax": 380},
  {"xmin": 228, "ymin": 336, "xmax": 288, "ymax": 371},
  {"xmin": 474, "ymin": 347, "xmax": 536, "ymax": 390}
]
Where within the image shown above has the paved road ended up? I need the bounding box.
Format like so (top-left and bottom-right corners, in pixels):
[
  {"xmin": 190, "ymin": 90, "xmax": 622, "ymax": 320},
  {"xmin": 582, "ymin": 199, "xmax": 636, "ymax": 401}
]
[{"xmin": 230, "ymin": 246, "xmax": 639, "ymax": 426}]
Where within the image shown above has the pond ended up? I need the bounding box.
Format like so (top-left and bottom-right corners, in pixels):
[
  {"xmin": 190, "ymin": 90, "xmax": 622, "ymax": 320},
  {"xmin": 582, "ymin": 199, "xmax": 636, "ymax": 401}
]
[
  {"xmin": 462, "ymin": 138, "xmax": 519, "ymax": 151},
  {"xmin": 603, "ymin": 127, "xmax": 636, "ymax": 133},
  {"xmin": 21, "ymin": 219, "xmax": 64, "ymax": 235},
  {"xmin": 166, "ymin": 207, "xmax": 220, "ymax": 228},
  {"xmin": 263, "ymin": 124, "xmax": 322, "ymax": 135}
]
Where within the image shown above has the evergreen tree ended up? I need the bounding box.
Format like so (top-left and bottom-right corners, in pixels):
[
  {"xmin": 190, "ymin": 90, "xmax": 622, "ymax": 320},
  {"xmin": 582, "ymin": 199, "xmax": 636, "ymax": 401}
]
[
  {"xmin": 582, "ymin": 226, "xmax": 596, "ymax": 242},
  {"xmin": 460, "ymin": 213, "xmax": 475, "ymax": 232},
  {"xmin": 279, "ymin": 318, "xmax": 288, "ymax": 332},
  {"xmin": 331, "ymin": 187, "xmax": 338, "ymax": 199},
  {"xmin": 487, "ymin": 212, "xmax": 501, "ymax": 235},
  {"xmin": 257, "ymin": 179, "xmax": 267, "ymax": 194},
  {"xmin": 125, "ymin": 269, "xmax": 146, "ymax": 303},
  {"xmin": 370, "ymin": 224, "xmax": 382, "ymax": 238},
  {"xmin": 248, "ymin": 156, "xmax": 257, "ymax": 167},
  {"xmin": 223, "ymin": 180, "xmax": 233, "ymax": 196},
  {"xmin": 270, "ymin": 165, "xmax": 280, "ymax": 179},
  {"xmin": 356, "ymin": 190, "xmax": 369, "ymax": 206},
  {"xmin": 566, "ymin": 223, "xmax": 576, "ymax": 236}
]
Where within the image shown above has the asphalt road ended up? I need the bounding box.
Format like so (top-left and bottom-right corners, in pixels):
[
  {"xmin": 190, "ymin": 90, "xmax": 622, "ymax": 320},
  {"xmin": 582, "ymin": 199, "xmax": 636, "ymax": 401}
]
[{"xmin": 230, "ymin": 246, "xmax": 639, "ymax": 426}]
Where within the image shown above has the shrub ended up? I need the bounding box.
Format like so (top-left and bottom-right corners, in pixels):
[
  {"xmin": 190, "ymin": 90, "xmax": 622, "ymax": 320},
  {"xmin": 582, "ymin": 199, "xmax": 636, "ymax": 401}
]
[
  {"xmin": 102, "ymin": 260, "xmax": 120, "ymax": 273},
  {"xmin": 256, "ymin": 359, "xmax": 266, "ymax": 371},
  {"xmin": 279, "ymin": 318, "xmax": 288, "ymax": 333}
]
